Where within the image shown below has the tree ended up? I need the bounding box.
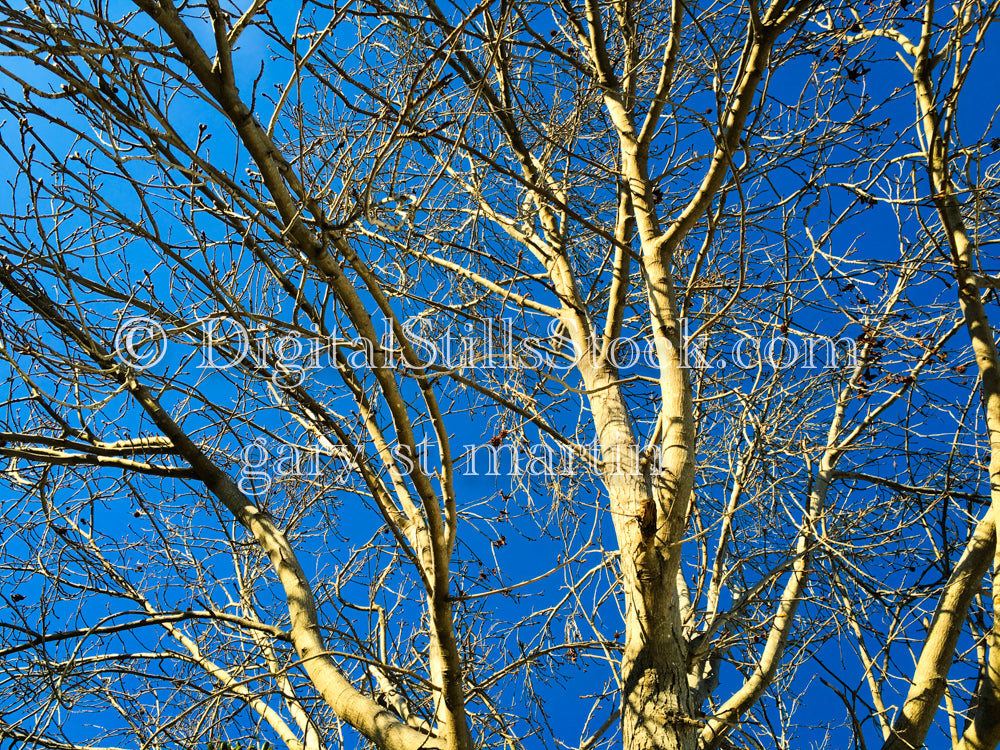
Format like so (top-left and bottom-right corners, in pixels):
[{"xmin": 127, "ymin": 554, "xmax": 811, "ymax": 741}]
[{"xmin": 1, "ymin": 0, "xmax": 999, "ymax": 749}]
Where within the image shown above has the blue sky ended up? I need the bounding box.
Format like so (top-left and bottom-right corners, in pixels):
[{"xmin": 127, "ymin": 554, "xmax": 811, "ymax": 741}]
[{"xmin": 1, "ymin": 1, "xmax": 1000, "ymax": 749}]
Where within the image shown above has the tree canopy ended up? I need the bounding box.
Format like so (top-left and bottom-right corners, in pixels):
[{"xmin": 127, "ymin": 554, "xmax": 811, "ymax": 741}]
[{"xmin": 1, "ymin": 1, "xmax": 1000, "ymax": 749}]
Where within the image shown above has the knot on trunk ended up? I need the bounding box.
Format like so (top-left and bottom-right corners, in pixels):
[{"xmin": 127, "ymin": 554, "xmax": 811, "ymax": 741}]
[{"xmin": 663, "ymin": 710, "xmax": 704, "ymax": 727}]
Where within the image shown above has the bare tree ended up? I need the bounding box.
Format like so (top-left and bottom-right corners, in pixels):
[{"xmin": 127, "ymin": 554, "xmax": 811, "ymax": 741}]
[{"xmin": 0, "ymin": 1, "xmax": 999, "ymax": 750}]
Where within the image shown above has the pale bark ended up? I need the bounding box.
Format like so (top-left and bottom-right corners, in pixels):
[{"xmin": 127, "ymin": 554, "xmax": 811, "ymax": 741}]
[
  {"xmin": 571, "ymin": 1, "xmax": 816, "ymax": 745},
  {"xmin": 880, "ymin": 513, "xmax": 995, "ymax": 750},
  {"xmin": 0, "ymin": 261, "xmax": 438, "ymax": 750},
  {"xmin": 6, "ymin": 2, "xmax": 1000, "ymax": 748},
  {"xmin": 122, "ymin": 3, "xmax": 474, "ymax": 746},
  {"xmin": 881, "ymin": 2, "xmax": 1000, "ymax": 746}
]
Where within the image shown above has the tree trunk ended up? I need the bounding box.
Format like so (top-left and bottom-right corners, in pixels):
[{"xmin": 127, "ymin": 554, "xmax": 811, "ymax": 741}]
[
  {"xmin": 583, "ymin": 362, "xmax": 696, "ymax": 750},
  {"xmin": 621, "ymin": 613, "xmax": 697, "ymax": 750}
]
